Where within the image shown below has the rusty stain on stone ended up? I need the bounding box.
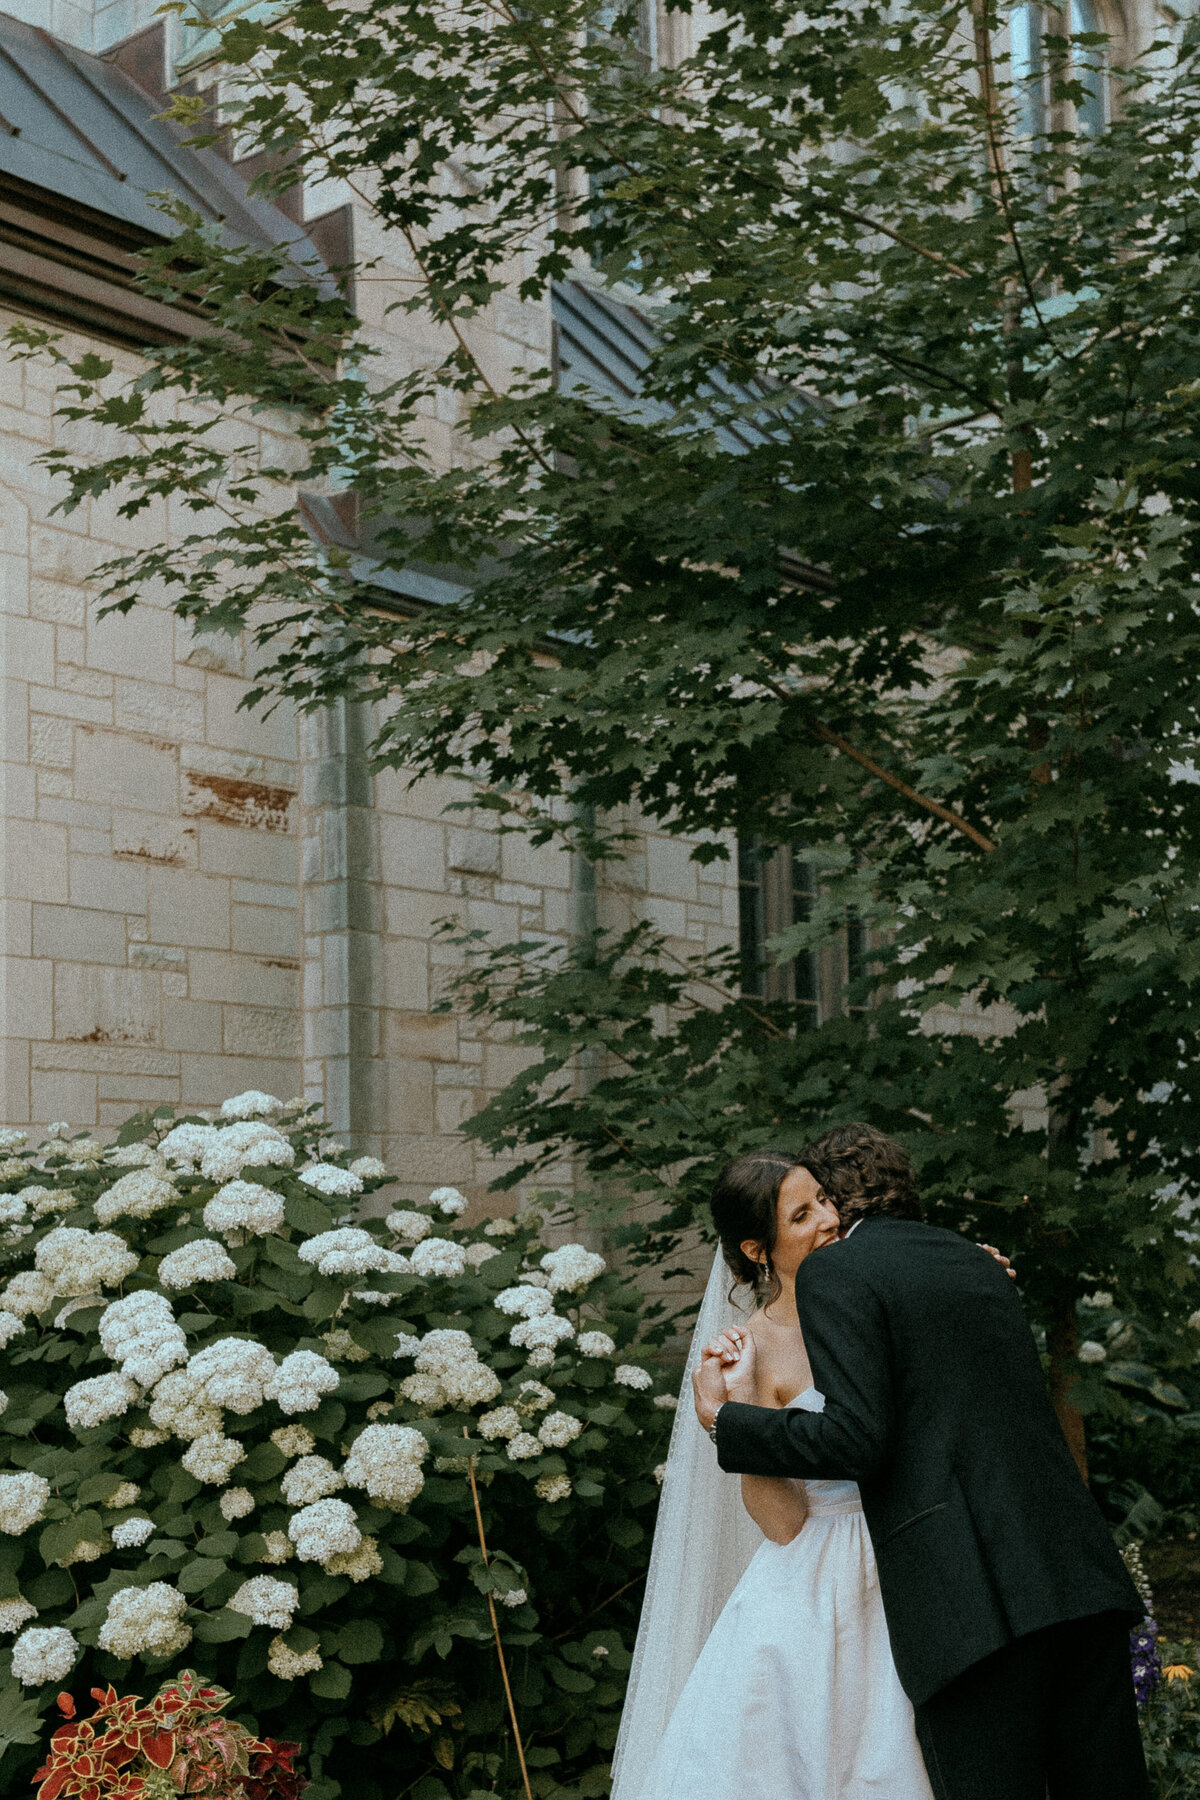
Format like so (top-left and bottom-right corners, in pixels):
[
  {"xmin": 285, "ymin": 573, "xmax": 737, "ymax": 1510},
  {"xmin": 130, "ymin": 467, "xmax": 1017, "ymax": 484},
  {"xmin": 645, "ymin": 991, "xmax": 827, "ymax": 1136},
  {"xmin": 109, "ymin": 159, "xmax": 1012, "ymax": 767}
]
[{"xmin": 183, "ymin": 772, "xmax": 295, "ymax": 833}]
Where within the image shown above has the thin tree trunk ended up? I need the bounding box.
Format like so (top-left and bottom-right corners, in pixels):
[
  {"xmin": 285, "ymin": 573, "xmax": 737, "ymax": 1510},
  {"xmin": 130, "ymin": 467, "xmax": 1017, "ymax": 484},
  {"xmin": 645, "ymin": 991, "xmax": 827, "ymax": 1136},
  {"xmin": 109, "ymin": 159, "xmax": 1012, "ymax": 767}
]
[{"xmin": 1047, "ymin": 1291, "xmax": 1088, "ymax": 1481}]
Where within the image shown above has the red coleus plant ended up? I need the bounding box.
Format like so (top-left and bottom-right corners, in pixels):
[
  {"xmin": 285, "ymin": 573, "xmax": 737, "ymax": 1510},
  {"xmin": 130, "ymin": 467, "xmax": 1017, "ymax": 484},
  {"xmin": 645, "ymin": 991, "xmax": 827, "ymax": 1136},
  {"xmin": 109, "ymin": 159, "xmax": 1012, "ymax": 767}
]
[{"xmin": 32, "ymin": 1676, "xmax": 306, "ymax": 1800}]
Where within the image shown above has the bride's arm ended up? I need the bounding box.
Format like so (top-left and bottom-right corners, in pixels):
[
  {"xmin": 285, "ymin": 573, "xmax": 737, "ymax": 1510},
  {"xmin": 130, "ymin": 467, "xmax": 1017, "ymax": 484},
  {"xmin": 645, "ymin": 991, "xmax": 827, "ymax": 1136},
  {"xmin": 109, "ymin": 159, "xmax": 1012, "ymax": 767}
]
[{"xmin": 723, "ymin": 1344, "xmax": 809, "ymax": 1545}]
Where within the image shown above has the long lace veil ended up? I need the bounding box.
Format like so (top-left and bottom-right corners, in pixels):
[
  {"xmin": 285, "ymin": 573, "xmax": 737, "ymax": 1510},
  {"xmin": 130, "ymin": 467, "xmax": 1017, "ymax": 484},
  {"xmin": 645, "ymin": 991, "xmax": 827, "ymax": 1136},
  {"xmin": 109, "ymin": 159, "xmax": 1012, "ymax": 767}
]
[{"xmin": 609, "ymin": 1251, "xmax": 763, "ymax": 1799}]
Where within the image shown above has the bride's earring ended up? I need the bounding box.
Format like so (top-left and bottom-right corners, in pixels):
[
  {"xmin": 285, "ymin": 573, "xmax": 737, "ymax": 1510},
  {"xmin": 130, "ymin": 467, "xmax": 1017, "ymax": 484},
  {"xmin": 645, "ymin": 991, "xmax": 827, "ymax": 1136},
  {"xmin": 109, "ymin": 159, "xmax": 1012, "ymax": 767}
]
[{"xmin": 758, "ymin": 1255, "xmax": 772, "ymax": 1290}]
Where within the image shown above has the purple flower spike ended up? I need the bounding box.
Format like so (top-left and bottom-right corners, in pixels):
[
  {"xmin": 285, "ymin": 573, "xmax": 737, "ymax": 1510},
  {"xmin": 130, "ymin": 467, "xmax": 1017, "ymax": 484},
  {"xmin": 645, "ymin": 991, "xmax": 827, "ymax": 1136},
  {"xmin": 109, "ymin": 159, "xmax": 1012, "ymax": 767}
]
[{"xmin": 1130, "ymin": 1618, "xmax": 1163, "ymax": 1708}]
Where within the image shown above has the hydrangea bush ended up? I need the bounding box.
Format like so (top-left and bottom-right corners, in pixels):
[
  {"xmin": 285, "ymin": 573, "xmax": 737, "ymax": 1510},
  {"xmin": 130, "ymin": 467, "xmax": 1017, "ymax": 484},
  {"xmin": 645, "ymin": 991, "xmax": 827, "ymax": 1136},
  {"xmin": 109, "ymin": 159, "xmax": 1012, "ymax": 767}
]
[{"xmin": 0, "ymin": 1100, "xmax": 674, "ymax": 1800}]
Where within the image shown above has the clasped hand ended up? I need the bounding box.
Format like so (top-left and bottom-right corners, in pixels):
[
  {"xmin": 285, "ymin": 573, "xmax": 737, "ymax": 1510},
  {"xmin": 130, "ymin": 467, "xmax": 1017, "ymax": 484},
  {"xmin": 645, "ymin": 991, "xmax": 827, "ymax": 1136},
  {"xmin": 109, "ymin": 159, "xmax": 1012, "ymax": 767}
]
[{"xmin": 692, "ymin": 1325, "xmax": 757, "ymax": 1433}]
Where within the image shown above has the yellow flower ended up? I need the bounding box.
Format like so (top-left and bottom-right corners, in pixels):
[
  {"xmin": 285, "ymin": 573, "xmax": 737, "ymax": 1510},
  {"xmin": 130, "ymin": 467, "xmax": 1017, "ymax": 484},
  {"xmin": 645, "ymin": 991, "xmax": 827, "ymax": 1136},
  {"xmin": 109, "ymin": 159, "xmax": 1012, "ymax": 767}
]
[{"xmin": 1164, "ymin": 1664, "xmax": 1194, "ymax": 1684}]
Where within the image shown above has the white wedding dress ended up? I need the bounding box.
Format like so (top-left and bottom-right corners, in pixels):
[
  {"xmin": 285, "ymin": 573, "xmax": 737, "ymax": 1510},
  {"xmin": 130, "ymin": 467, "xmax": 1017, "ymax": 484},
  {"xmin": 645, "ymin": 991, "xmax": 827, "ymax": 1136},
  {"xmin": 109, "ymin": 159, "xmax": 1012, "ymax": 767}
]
[{"xmin": 623, "ymin": 1387, "xmax": 934, "ymax": 1800}]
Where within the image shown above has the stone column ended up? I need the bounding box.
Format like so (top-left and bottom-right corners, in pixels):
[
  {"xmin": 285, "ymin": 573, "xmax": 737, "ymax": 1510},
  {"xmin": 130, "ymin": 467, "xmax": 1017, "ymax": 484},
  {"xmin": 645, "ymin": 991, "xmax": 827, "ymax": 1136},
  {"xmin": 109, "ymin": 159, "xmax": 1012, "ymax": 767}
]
[{"xmin": 300, "ymin": 697, "xmax": 384, "ymax": 1151}]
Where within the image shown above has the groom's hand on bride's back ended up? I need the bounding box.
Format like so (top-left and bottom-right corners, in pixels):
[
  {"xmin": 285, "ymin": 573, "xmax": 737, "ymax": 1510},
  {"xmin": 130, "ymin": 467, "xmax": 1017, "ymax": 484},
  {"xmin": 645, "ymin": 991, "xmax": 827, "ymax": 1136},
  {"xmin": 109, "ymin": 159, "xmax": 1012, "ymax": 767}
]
[{"xmin": 980, "ymin": 1244, "xmax": 1017, "ymax": 1280}]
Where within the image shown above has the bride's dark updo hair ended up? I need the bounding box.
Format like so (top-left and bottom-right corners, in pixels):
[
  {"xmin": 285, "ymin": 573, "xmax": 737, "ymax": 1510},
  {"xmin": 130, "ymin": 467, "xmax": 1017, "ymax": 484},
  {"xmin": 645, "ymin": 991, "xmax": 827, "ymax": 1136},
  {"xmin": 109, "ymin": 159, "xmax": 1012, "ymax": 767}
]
[{"xmin": 710, "ymin": 1148, "xmax": 808, "ymax": 1308}]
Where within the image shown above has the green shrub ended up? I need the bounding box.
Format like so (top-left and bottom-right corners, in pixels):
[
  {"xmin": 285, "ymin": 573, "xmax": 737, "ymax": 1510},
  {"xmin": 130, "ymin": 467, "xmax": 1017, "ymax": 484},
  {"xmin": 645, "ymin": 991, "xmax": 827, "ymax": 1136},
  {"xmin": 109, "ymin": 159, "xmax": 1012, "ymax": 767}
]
[
  {"xmin": 0, "ymin": 1100, "xmax": 673, "ymax": 1800},
  {"xmin": 1143, "ymin": 1648, "xmax": 1200, "ymax": 1798}
]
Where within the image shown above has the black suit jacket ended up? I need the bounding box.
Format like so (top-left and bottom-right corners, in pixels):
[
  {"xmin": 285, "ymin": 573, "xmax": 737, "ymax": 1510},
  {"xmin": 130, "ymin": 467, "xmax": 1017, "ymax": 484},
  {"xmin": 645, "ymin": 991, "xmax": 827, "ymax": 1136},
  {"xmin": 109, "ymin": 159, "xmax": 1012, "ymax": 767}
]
[{"xmin": 715, "ymin": 1217, "xmax": 1141, "ymax": 1705}]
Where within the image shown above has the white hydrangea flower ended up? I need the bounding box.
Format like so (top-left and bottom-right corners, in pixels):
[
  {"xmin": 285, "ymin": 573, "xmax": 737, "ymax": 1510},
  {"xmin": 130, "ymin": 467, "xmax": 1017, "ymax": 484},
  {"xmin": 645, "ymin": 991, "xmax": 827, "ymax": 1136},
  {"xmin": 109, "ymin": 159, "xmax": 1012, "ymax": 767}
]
[
  {"xmin": 0, "ymin": 1597, "xmax": 37, "ymax": 1632},
  {"xmin": 478, "ymin": 1406, "xmax": 522, "ymax": 1441},
  {"xmin": 158, "ymin": 1122, "xmax": 220, "ymax": 1168},
  {"xmin": 535, "ymin": 1474, "xmax": 572, "ymax": 1503},
  {"xmin": 400, "ymin": 1372, "xmax": 445, "ymax": 1409},
  {"xmin": 268, "ymin": 1635, "xmax": 322, "ymax": 1679},
  {"xmin": 129, "ymin": 1428, "xmax": 169, "ymax": 1448},
  {"xmin": 158, "ymin": 1239, "xmax": 237, "ymax": 1290},
  {"xmin": 60, "ymin": 1539, "xmax": 105, "ymax": 1568},
  {"xmin": 464, "ymin": 1242, "xmax": 501, "ymax": 1269},
  {"xmin": 203, "ymin": 1181, "xmax": 286, "ymax": 1243},
  {"xmin": 1078, "ymin": 1341, "xmax": 1107, "ymax": 1364},
  {"xmin": 352, "ymin": 1283, "xmax": 408, "ymax": 1305},
  {"xmin": 506, "ymin": 1432, "xmax": 542, "ymax": 1461},
  {"xmin": 182, "ymin": 1432, "xmax": 247, "ymax": 1484},
  {"xmin": 321, "ymin": 1329, "xmax": 370, "ymax": 1364},
  {"xmin": 100, "ymin": 1292, "xmax": 188, "ymax": 1388},
  {"xmin": 112, "ymin": 1517, "xmax": 156, "ymax": 1549},
  {"xmin": 654, "ymin": 1393, "xmax": 679, "ymax": 1410},
  {"xmin": 288, "ymin": 1497, "xmax": 362, "ymax": 1563},
  {"xmin": 220, "ymin": 1091, "xmax": 284, "ymax": 1121},
  {"xmin": 386, "ymin": 1211, "xmax": 433, "ymax": 1246},
  {"xmin": 483, "ymin": 1217, "xmax": 517, "ymax": 1237},
  {"xmin": 413, "ymin": 1329, "xmax": 501, "ymax": 1406},
  {"xmin": 281, "ymin": 1456, "xmax": 344, "ymax": 1506},
  {"xmin": 104, "ymin": 1144, "xmax": 161, "ymax": 1170},
  {"xmin": 266, "ymin": 1350, "xmax": 340, "ymax": 1414},
  {"xmin": 517, "ymin": 1380, "xmax": 555, "ymax": 1413},
  {"xmin": 94, "ymin": 1166, "xmax": 177, "ymax": 1226},
  {"xmin": 36, "ymin": 1227, "xmax": 138, "ymax": 1297},
  {"xmin": 298, "ymin": 1227, "xmax": 401, "ymax": 1279},
  {"xmin": 298, "ymin": 1162, "xmax": 363, "ymax": 1199},
  {"xmin": 410, "ymin": 1238, "xmax": 467, "ymax": 1279},
  {"xmin": 498, "ymin": 1587, "xmax": 527, "ymax": 1608},
  {"xmin": 510, "ymin": 1314, "xmax": 575, "ymax": 1357},
  {"xmin": 0, "ymin": 1472, "xmax": 50, "ymax": 1535},
  {"xmin": 392, "ymin": 1333, "xmax": 423, "ymax": 1359},
  {"xmin": 188, "ymin": 1338, "xmax": 277, "ymax": 1414},
  {"xmin": 654, "ymin": 1463, "xmax": 667, "ymax": 1485},
  {"xmin": 519, "ymin": 1268, "xmax": 550, "ymax": 1288},
  {"xmin": 324, "ymin": 1536, "xmax": 384, "ymax": 1583},
  {"xmin": 540, "ymin": 1244, "xmax": 606, "ymax": 1293},
  {"xmin": 0, "ymin": 1129, "xmax": 26, "ymax": 1153},
  {"xmin": 148, "ymin": 1370, "xmax": 221, "ymax": 1443},
  {"xmin": 494, "ymin": 1285, "xmax": 555, "ymax": 1320},
  {"xmin": 0, "ymin": 1195, "xmax": 26, "ymax": 1226},
  {"xmin": 614, "ymin": 1364, "xmax": 653, "ymax": 1391},
  {"xmin": 1188, "ymin": 1310, "xmax": 1200, "ymax": 1330},
  {"xmin": 219, "ymin": 1487, "xmax": 255, "ymax": 1522},
  {"xmin": 12, "ymin": 1625, "xmax": 77, "ymax": 1685},
  {"xmin": 259, "ymin": 1531, "xmax": 294, "ymax": 1565},
  {"xmin": 349, "ymin": 1156, "xmax": 388, "ymax": 1180},
  {"xmin": 109, "ymin": 1519, "xmax": 153, "ymax": 1548},
  {"xmin": 430, "ymin": 1186, "xmax": 468, "ymax": 1216},
  {"xmin": 228, "ymin": 1575, "xmax": 299, "ymax": 1629},
  {"xmin": 64, "ymin": 1138, "xmax": 106, "ymax": 1166},
  {"xmin": 343, "ymin": 1423, "xmax": 431, "ymax": 1508},
  {"xmin": 201, "ymin": 1123, "xmax": 294, "ymax": 1184},
  {"xmin": 98, "ymin": 1583, "xmax": 190, "ymax": 1659},
  {"xmin": 44, "ymin": 1123, "xmax": 71, "ymax": 1141},
  {"xmin": 64, "ymin": 1372, "xmax": 140, "ymax": 1431},
  {"xmin": 270, "ymin": 1424, "xmax": 316, "ymax": 1459},
  {"xmin": 538, "ymin": 1411, "xmax": 583, "ymax": 1449},
  {"xmin": 0, "ymin": 1270, "xmax": 54, "ymax": 1318}
]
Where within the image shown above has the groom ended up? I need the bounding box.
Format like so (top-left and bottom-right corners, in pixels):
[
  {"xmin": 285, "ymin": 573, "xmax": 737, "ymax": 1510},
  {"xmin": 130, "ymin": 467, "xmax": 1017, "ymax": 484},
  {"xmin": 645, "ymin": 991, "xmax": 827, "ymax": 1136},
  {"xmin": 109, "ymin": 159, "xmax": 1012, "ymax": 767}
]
[{"xmin": 692, "ymin": 1123, "xmax": 1150, "ymax": 1800}]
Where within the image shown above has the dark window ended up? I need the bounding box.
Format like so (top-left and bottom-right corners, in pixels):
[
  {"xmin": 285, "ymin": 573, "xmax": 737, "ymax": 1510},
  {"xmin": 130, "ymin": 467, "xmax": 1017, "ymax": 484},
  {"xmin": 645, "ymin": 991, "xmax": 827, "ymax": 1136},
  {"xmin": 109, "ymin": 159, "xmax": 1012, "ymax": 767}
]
[{"xmin": 736, "ymin": 839, "xmax": 819, "ymax": 1021}]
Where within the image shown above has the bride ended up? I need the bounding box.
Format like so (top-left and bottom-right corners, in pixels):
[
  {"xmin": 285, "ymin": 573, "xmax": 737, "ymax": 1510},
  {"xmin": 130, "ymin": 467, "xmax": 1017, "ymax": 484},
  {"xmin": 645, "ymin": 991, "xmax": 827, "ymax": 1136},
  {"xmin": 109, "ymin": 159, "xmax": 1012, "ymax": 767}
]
[{"xmin": 610, "ymin": 1148, "xmax": 935, "ymax": 1800}]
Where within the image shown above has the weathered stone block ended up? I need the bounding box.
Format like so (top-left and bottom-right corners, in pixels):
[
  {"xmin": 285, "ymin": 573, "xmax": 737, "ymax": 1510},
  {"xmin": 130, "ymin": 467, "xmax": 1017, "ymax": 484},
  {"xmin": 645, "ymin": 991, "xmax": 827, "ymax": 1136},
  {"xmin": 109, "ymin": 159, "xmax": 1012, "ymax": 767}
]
[
  {"xmin": 75, "ymin": 728, "xmax": 177, "ymax": 813},
  {"xmin": 33, "ymin": 904, "xmax": 126, "ymax": 965},
  {"xmin": 54, "ymin": 964, "xmax": 160, "ymax": 1046},
  {"xmin": 148, "ymin": 867, "xmax": 230, "ymax": 950}
]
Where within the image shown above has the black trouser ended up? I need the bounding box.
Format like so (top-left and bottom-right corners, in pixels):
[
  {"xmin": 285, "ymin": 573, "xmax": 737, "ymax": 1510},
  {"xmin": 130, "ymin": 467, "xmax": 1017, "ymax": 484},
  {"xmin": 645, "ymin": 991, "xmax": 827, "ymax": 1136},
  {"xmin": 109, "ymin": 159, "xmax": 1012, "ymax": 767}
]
[{"xmin": 913, "ymin": 1612, "xmax": 1151, "ymax": 1800}]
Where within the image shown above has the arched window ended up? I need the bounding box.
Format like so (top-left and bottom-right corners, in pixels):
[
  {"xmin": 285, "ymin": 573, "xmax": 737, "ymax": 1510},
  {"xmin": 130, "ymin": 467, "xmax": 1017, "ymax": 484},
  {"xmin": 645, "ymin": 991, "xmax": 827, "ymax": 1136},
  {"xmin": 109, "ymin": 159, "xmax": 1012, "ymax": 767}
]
[
  {"xmin": 1008, "ymin": 0, "xmax": 1110, "ymax": 142},
  {"xmin": 1069, "ymin": 0, "xmax": 1109, "ymax": 135}
]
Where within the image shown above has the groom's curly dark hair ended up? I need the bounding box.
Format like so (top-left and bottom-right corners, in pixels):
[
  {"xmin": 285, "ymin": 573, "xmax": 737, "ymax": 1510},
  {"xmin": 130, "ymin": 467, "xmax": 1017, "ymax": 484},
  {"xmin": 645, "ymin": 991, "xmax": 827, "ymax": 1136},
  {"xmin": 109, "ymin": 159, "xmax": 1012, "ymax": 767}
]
[{"xmin": 802, "ymin": 1123, "xmax": 925, "ymax": 1229}]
